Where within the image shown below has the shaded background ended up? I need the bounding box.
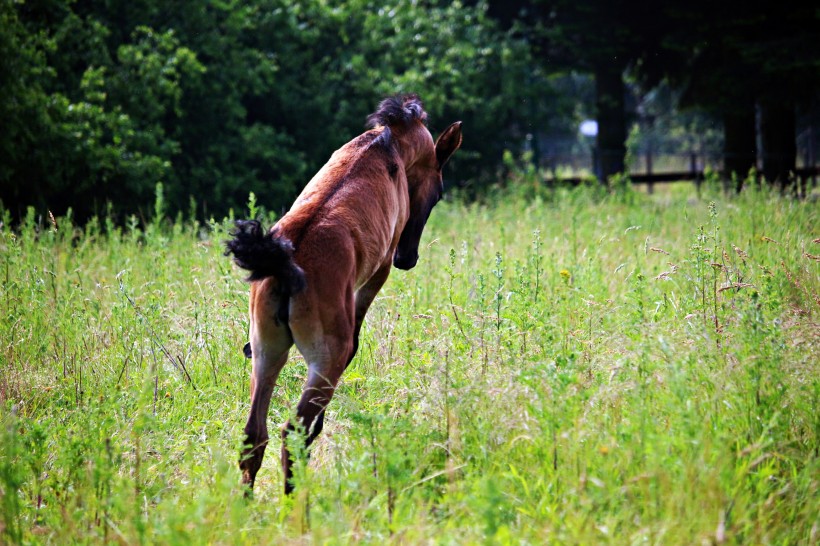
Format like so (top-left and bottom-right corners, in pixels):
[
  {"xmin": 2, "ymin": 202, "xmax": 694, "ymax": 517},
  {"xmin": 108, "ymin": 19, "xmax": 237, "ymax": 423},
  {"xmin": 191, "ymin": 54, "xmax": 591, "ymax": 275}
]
[{"xmin": 1, "ymin": 0, "xmax": 818, "ymax": 222}]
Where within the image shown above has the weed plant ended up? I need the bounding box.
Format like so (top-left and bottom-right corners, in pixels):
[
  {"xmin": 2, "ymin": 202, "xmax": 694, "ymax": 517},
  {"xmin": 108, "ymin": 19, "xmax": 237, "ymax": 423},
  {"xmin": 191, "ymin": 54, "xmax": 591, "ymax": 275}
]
[{"xmin": 1, "ymin": 180, "xmax": 817, "ymax": 544}]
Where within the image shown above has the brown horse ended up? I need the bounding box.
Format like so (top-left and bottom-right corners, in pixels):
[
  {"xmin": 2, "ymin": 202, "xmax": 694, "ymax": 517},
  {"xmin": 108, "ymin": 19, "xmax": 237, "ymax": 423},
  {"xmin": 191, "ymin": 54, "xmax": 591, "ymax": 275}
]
[{"xmin": 226, "ymin": 94, "xmax": 462, "ymax": 494}]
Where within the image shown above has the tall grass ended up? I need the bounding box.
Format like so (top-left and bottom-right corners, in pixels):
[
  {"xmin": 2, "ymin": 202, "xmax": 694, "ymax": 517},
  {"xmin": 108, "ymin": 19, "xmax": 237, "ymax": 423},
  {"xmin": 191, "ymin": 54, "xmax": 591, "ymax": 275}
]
[{"xmin": 1, "ymin": 181, "xmax": 817, "ymax": 544}]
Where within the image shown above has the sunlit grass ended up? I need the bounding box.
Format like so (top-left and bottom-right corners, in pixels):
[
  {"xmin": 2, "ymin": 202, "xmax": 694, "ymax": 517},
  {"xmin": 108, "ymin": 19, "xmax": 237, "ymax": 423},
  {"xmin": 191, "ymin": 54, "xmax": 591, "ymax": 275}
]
[{"xmin": 1, "ymin": 181, "xmax": 818, "ymax": 544}]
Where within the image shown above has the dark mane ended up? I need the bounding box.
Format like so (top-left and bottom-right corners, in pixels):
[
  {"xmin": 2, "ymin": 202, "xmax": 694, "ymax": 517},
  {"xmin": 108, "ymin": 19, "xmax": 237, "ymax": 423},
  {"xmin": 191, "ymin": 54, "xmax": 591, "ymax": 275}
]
[{"xmin": 366, "ymin": 94, "xmax": 428, "ymax": 130}]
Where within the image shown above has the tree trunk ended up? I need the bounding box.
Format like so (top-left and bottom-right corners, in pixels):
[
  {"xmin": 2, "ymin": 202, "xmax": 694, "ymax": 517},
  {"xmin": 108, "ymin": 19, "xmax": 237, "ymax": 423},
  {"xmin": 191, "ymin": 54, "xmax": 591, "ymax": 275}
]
[
  {"xmin": 722, "ymin": 102, "xmax": 756, "ymax": 192},
  {"xmin": 760, "ymin": 101, "xmax": 796, "ymax": 190},
  {"xmin": 594, "ymin": 64, "xmax": 626, "ymax": 185}
]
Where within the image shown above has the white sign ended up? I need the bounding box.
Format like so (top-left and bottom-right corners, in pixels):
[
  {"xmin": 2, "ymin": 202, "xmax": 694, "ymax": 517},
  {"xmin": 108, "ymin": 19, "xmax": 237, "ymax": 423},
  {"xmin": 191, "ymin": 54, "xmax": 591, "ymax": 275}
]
[{"xmin": 579, "ymin": 120, "xmax": 598, "ymax": 137}]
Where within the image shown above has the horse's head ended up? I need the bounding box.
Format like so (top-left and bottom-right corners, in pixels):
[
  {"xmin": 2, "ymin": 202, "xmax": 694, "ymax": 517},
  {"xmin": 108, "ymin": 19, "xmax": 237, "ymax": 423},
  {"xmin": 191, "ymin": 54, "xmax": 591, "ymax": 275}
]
[
  {"xmin": 367, "ymin": 94, "xmax": 462, "ymax": 270},
  {"xmin": 393, "ymin": 119, "xmax": 462, "ymax": 269}
]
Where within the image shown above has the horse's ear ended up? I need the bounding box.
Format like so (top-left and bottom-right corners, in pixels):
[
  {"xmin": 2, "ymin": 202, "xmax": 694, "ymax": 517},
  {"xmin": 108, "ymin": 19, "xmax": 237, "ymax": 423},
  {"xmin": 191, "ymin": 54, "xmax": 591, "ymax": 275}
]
[{"xmin": 435, "ymin": 121, "xmax": 463, "ymax": 170}]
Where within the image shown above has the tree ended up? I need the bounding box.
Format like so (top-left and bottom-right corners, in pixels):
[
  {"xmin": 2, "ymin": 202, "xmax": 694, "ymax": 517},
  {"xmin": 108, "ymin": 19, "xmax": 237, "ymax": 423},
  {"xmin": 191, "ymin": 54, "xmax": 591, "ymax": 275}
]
[
  {"xmin": 632, "ymin": 0, "xmax": 820, "ymax": 190},
  {"xmin": 745, "ymin": 4, "xmax": 819, "ymax": 189},
  {"xmin": 487, "ymin": 0, "xmax": 666, "ymax": 184},
  {"xmin": 2, "ymin": 0, "xmax": 205, "ymax": 219},
  {"xmin": 2, "ymin": 0, "xmax": 566, "ymax": 221}
]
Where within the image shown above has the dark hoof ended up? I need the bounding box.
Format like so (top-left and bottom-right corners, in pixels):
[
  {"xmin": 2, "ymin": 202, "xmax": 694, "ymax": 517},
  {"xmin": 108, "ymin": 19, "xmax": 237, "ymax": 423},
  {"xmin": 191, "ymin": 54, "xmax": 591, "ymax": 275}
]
[{"xmin": 243, "ymin": 342, "xmax": 252, "ymax": 359}]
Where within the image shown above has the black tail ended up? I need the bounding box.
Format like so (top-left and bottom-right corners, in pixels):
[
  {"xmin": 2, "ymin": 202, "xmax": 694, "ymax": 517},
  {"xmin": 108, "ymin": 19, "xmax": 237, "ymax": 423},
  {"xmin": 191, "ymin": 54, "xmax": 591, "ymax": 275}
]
[{"xmin": 225, "ymin": 220, "xmax": 306, "ymax": 295}]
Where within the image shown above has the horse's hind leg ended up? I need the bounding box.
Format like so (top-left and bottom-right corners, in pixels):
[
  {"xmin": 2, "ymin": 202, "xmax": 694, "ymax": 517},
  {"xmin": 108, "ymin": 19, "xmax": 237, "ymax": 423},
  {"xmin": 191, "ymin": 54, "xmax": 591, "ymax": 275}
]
[
  {"xmin": 286, "ymin": 266, "xmax": 391, "ymax": 480},
  {"xmin": 240, "ymin": 280, "xmax": 293, "ymax": 491},
  {"xmin": 282, "ymin": 299, "xmax": 355, "ymax": 494},
  {"xmin": 279, "ymin": 358, "xmax": 348, "ymax": 494},
  {"xmin": 241, "ymin": 349, "xmax": 287, "ymax": 490}
]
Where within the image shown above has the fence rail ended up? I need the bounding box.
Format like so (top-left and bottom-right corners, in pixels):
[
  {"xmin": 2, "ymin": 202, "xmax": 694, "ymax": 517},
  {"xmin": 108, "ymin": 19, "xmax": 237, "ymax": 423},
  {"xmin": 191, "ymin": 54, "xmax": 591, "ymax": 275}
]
[{"xmin": 550, "ymin": 165, "xmax": 819, "ymax": 191}]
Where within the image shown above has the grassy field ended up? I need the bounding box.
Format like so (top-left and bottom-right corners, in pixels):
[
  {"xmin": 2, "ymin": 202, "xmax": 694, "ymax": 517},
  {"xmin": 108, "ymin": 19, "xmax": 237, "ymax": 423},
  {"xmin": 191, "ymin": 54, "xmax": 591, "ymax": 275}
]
[{"xmin": 1, "ymin": 181, "xmax": 818, "ymax": 544}]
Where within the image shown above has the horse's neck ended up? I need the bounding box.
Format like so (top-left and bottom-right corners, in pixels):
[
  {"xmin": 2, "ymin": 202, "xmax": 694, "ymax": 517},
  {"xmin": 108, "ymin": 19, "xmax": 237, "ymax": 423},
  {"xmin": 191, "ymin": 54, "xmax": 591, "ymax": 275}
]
[{"xmin": 393, "ymin": 127, "xmax": 429, "ymax": 169}]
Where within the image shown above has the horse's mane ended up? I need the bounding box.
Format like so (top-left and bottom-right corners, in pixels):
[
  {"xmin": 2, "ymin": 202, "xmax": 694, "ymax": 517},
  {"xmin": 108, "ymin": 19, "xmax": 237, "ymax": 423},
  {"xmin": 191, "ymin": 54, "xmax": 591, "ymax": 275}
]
[
  {"xmin": 366, "ymin": 94, "xmax": 428, "ymax": 129},
  {"xmin": 365, "ymin": 94, "xmax": 427, "ymax": 151}
]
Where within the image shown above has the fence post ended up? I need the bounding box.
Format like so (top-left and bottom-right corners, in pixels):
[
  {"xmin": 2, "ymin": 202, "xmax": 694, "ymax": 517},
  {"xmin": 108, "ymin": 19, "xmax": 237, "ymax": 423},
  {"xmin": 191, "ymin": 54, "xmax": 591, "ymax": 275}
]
[
  {"xmin": 810, "ymin": 125, "xmax": 817, "ymax": 190},
  {"xmin": 691, "ymin": 152, "xmax": 701, "ymax": 197}
]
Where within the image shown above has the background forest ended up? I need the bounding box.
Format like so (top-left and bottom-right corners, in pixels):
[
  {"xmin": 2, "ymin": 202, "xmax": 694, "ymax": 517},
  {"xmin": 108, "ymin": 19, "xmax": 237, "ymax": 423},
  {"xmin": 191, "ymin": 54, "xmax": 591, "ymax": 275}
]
[{"xmin": 1, "ymin": 0, "xmax": 819, "ymax": 220}]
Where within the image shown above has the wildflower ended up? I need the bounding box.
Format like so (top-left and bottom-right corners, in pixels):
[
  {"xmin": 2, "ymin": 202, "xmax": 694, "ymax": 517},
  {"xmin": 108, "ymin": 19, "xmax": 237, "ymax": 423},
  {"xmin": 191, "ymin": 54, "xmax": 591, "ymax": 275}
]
[
  {"xmin": 559, "ymin": 269, "xmax": 571, "ymax": 285},
  {"xmin": 733, "ymin": 245, "xmax": 748, "ymax": 259}
]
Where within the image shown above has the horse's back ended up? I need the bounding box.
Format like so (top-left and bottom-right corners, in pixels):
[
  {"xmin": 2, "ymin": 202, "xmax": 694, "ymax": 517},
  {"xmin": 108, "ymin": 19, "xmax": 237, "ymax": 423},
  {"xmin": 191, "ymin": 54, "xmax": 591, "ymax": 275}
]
[{"xmin": 276, "ymin": 130, "xmax": 405, "ymax": 292}]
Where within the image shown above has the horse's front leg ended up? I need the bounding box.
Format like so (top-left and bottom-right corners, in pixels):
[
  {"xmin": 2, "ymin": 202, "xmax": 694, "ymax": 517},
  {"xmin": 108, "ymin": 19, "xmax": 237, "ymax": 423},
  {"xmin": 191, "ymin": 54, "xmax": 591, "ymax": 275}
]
[{"xmin": 345, "ymin": 264, "xmax": 391, "ymax": 370}]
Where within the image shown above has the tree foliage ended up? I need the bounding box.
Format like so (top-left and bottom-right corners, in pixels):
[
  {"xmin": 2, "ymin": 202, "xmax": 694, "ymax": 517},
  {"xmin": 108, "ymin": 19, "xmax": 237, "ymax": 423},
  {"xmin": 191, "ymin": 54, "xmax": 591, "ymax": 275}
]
[
  {"xmin": 2, "ymin": 0, "xmax": 817, "ymax": 220},
  {"xmin": 1, "ymin": 0, "xmax": 570, "ymax": 221},
  {"xmin": 629, "ymin": 0, "xmax": 820, "ymax": 185},
  {"xmin": 487, "ymin": 0, "xmax": 820, "ymax": 189}
]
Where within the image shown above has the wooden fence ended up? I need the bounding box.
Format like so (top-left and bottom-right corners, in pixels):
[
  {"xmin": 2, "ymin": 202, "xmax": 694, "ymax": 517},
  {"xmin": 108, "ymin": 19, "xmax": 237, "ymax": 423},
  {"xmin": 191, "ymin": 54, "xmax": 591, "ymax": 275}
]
[{"xmin": 550, "ymin": 157, "xmax": 819, "ymax": 194}]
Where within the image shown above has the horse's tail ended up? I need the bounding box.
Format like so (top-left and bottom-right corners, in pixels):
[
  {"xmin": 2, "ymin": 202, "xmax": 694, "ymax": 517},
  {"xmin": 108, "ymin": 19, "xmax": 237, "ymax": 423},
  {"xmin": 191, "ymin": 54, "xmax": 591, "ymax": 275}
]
[{"xmin": 225, "ymin": 220, "xmax": 306, "ymax": 295}]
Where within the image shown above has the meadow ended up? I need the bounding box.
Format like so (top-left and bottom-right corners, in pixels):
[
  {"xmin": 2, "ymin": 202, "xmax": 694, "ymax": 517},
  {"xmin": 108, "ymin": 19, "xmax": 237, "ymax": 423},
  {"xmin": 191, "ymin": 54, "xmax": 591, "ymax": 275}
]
[{"xmin": 1, "ymin": 180, "xmax": 818, "ymax": 544}]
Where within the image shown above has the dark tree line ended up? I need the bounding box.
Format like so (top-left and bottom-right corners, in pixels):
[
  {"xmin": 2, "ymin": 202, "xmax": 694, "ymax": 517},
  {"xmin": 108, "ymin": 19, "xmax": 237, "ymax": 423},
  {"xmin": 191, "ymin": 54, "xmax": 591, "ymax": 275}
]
[
  {"xmin": 2, "ymin": 0, "xmax": 572, "ymax": 222},
  {"xmin": 487, "ymin": 0, "xmax": 820, "ymax": 189},
  {"xmin": 1, "ymin": 1, "xmax": 818, "ymax": 223}
]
